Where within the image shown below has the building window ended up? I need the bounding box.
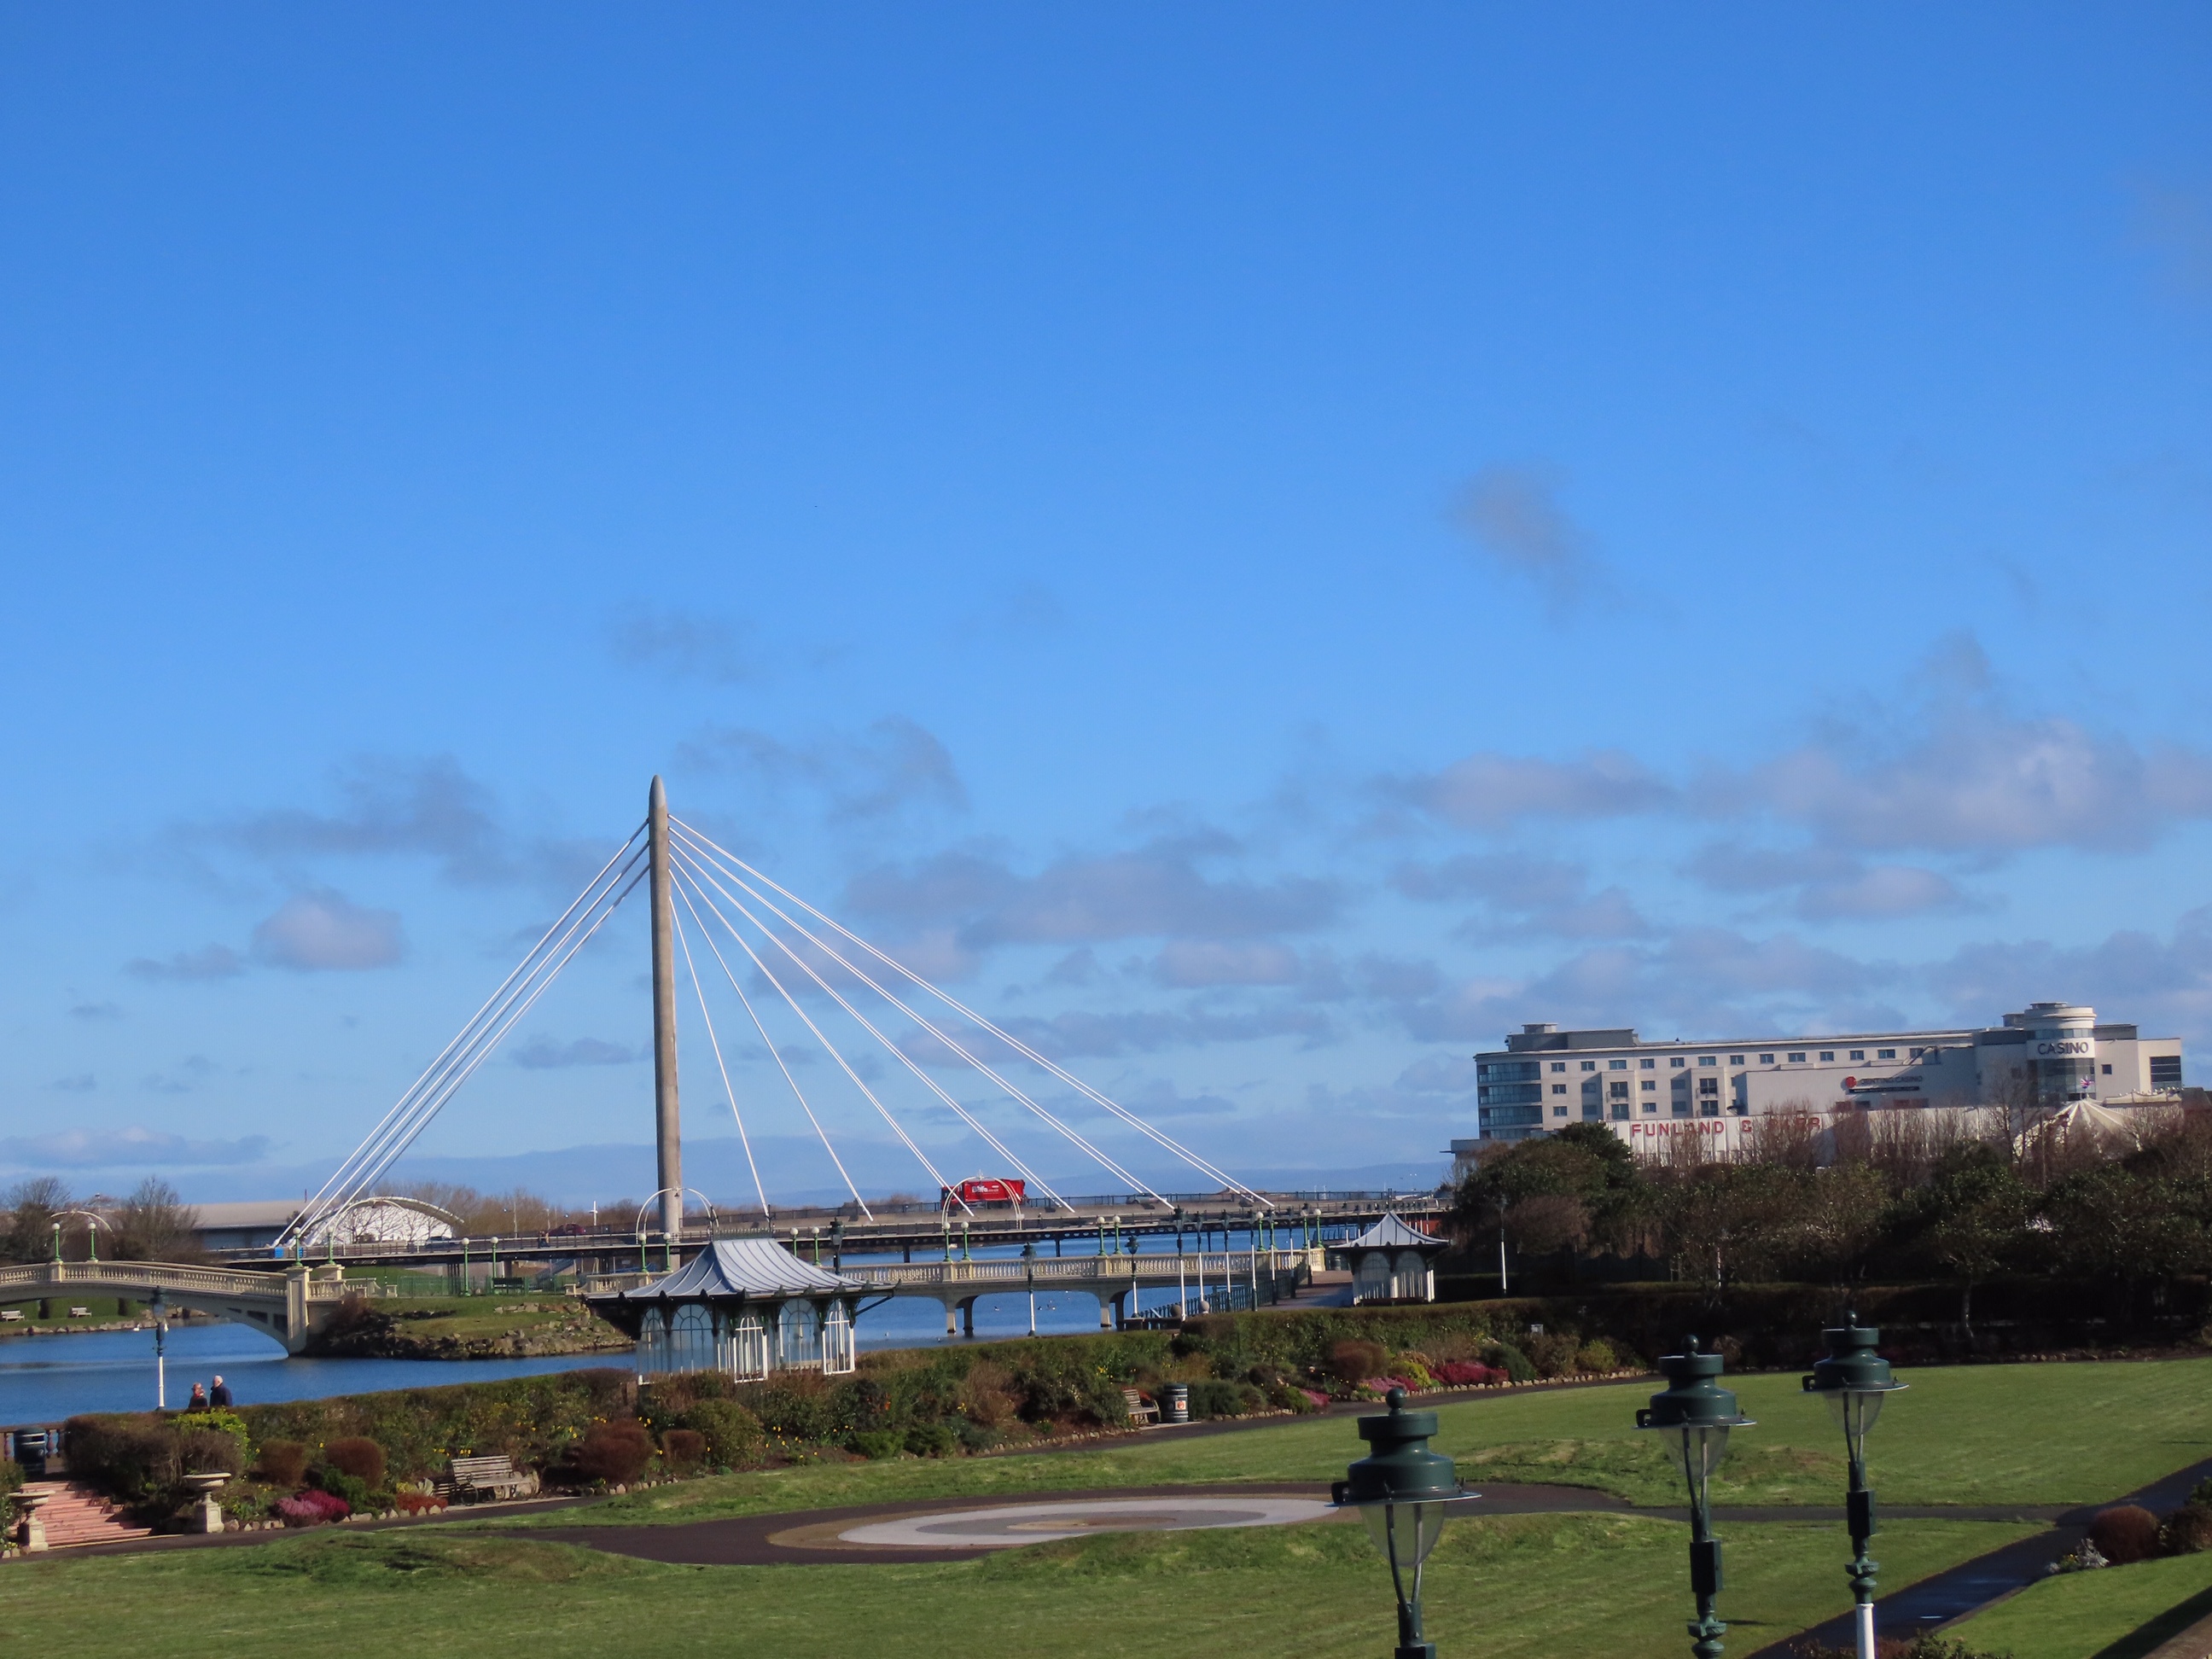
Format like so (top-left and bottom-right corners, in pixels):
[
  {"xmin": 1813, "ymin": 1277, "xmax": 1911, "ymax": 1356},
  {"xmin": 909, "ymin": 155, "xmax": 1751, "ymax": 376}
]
[
  {"xmin": 1908, "ymin": 1047, "xmax": 1924, "ymax": 1060},
  {"xmin": 1699, "ymin": 1099, "xmax": 1720, "ymax": 1118},
  {"xmin": 1848, "ymin": 1050, "xmax": 1865, "ymax": 1061},
  {"xmin": 1877, "ymin": 1048, "xmax": 1896, "ymax": 1060},
  {"xmin": 2151, "ymin": 1056, "xmax": 2183, "ymax": 1087},
  {"xmin": 1551, "ymin": 1084, "xmax": 1567, "ymax": 1095},
  {"xmin": 1672, "ymin": 1100, "xmax": 1691, "ymax": 1118},
  {"xmin": 1580, "ymin": 1060, "xmax": 1598, "ymax": 1072},
  {"xmin": 1698, "ymin": 1056, "xmax": 1717, "ymax": 1067},
  {"xmin": 1819, "ymin": 1051, "xmax": 1836, "ymax": 1062},
  {"xmin": 1670, "ymin": 1057, "xmax": 1686, "ymax": 1068},
  {"xmin": 1610, "ymin": 1103, "xmax": 1629, "ymax": 1121},
  {"xmin": 1641, "ymin": 1080, "xmax": 1656, "ymax": 1091},
  {"xmin": 1788, "ymin": 1051, "xmax": 1806, "ymax": 1062},
  {"xmin": 1728, "ymin": 1054, "xmax": 1744, "ymax": 1064},
  {"xmin": 1610, "ymin": 1081, "xmax": 1630, "ymax": 1099},
  {"xmin": 1697, "ymin": 1077, "xmax": 1720, "ymax": 1097},
  {"xmin": 1760, "ymin": 1052, "xmax": 1775, "ymax": 1063},
  {"xmin": 2102, "ymin": 1063, "xmax": 2112, "ymax": 1074},
  {"xmin": 1639, "ymin": 1057, "xmax": 1656, "ymax": 1069},
  {"xmin": 1609, "ymin": 1058, "xmax": 1628, "ymax": 1070},
  {"xmin": 1643, "ymin": 1101, "xmax": 1658, "ymax": 1114}
]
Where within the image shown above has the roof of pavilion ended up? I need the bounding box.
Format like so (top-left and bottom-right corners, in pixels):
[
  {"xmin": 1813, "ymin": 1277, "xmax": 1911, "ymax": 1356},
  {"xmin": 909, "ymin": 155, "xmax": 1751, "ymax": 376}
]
[
  {"xmin": 1345, "ymin": 1213, "xmax": 1447, "ymax": 1251},
  {"xmin": 617, "ymin": 1237, "xmax": 864, "ymax": 1301}
]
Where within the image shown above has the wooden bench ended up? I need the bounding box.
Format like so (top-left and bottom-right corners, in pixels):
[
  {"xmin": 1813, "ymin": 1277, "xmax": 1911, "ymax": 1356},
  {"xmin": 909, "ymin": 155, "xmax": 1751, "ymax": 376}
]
[
  {"xmin": 445, "ymin": 1455, "xmax": 538, "ymax": 1503},
  {"xmin": 1122, "ymin": 1388, "xmax": 1160, "ymax": 1427}
]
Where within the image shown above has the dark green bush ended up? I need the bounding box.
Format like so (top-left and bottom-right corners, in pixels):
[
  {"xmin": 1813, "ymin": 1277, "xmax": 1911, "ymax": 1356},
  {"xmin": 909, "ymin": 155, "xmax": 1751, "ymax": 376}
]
[
  {"xmin": 1185, "ymin": 1380, "xmax": 1266, "ymax": 1419},
  {"xmin": 175, "ymin": 1428, "xmax": 242, "ymax": 1476},
  {"xmin": 847, "ymin": 1429, "xmax": 905, "ymax": 1460},
  {"xmin": 904, "ymin": 1423, "xmax": 958, "ymax": 1458},
  {"xmin": 2163, "ymin": 1504, "xmax": 2212, "ymax": 1556},
  {"xmin": 954, "ymin": 1420, "xmax": 1003, "ymax": 1453},
  {"xmin": 1490, "ymin": 1342, "xmax": 1536, "ymax": 1383},
  {"xmin": 673, "ymin": 1400, "xmax": 765, "ymax": 1470},
  {"xmin": 62, "ymin": 1415, "xmax": 176, "ymax": 1502}
]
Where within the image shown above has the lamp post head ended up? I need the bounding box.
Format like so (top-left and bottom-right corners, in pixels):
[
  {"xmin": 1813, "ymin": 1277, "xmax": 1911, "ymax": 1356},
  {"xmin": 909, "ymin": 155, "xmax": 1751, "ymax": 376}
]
[
  {"xmin": 1802, "ymin": 1321, "xmax": 1904, "ymax": 1465},
  {"xmin": 1803, "ymin": 1322, "xmax": 1904, "ymax": 1398},
  {"xmin": 1637, "ymin": 1339, "xmax": 1752, "ymax": 1434},
  {"xmin": 1333, "ymin": 1389, "xmax": 1463, "ymax": 1509}
]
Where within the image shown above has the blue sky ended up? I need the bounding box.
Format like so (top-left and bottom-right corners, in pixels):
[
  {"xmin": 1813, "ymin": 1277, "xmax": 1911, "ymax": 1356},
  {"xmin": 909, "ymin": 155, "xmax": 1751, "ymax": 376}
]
[{"xmin": 4, "ymin": 6, "xmax": 2210, "ymax": 1206}]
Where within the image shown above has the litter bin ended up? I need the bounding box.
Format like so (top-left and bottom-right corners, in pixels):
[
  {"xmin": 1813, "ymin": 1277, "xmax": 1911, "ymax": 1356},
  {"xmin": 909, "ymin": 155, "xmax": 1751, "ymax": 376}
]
[{"xmin": 1162, "ymin": 1383, "xmax": 1190, "ymax": 1424}]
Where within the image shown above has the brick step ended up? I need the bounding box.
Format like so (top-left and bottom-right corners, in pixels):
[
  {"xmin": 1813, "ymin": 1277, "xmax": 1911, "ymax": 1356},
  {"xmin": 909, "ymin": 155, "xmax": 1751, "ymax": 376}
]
[{"xmin": 15, "ymin": 1482, "xmax": 156, "ymax": 1546}]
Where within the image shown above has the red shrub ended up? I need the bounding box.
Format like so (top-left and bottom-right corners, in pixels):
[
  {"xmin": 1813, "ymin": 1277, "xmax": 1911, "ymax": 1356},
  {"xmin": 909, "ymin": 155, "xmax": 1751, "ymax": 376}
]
[
  {"xmin": 324, "ymin": 1436, "xmax": 386, "ymax": 1487},
  {"xmin": 2090, "ymin": 1505, "xmax": 2161, "ymax": 1565},
  {"xmin": 1434, "ymin": 1361, "xmax": 1496, "ymax": 1386},
  {"xmin": 572, "ymin": 1422, "xmax": 653, "ymax": 1486}
]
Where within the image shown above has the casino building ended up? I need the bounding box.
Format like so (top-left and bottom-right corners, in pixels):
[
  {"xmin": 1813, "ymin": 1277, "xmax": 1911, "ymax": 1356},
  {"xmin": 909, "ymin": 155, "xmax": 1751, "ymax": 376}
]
[{"xmin": 1469, "ymin": 1003, "xmax": 2185, "ymax": 1143}]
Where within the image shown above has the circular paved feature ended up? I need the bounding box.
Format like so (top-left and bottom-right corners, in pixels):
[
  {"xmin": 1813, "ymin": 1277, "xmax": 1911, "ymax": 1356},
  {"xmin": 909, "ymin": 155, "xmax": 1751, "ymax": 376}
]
[{"xmin": 837, "ymin": 1495, "xmax": 1333, "ymax": 1550}]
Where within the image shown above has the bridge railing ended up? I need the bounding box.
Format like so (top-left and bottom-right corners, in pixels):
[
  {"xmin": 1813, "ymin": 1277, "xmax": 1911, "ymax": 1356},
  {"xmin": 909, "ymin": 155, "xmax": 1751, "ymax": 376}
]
[{"xmin": 0, "ymin": 1261, "xmax": 352, "ymax": 1301}]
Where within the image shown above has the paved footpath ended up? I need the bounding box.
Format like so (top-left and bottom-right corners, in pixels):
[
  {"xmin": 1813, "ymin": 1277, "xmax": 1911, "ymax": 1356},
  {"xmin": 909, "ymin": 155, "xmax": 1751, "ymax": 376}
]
[{"xmin": 1746, "ymin": 1457, "xmax": 2212, "ymax": 1658}]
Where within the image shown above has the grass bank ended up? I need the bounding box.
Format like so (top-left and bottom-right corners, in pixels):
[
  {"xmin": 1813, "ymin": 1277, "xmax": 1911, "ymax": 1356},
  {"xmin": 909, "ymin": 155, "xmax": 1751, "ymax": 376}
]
[
  {"xmin": 0, "ymin": 1509, "xmax": 2033, "ymax": 1659},
  {"xmin": 1950, "ymin": 1552, "xmax": 2212, "ymax": 1659}
]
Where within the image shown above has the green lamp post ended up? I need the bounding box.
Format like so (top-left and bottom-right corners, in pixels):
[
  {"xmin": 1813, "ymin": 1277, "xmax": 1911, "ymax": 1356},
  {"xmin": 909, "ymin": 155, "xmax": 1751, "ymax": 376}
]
[
  {"xmin": 1637, "ymin": 1339, "xmax": 1755, "ymax": 1659},
  {"xmin": 1802, "ymin": 1322, "xmax": 1906, "ymax": 1659},
  {"xmin": 1332, "ymin": 1388, "xmax": 1481, "ymax": 1658}
]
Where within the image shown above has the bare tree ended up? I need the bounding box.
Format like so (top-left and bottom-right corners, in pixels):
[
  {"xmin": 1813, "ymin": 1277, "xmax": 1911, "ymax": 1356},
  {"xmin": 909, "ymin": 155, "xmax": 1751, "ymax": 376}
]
[
  {"xmin": 108, "ymin": 1177, "xmax": 201, "ymax": 1262},
  {"xmin": 3, "ymin": 1176, "xmax": 71, "ymax": 1264}
]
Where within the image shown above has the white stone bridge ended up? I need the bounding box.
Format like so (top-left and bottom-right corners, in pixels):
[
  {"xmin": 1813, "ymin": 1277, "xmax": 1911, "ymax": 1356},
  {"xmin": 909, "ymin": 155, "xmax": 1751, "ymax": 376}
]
[{"xmin": 0, "ymin": 1260, "xmax": 356, "ymax": 1355}]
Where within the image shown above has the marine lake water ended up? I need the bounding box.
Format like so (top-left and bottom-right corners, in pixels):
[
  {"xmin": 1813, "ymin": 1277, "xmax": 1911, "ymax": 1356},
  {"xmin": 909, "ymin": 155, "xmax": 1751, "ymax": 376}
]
[{"xmin": 0, "ymin": 1235, "xmax": 1260, "ymax": 1422}]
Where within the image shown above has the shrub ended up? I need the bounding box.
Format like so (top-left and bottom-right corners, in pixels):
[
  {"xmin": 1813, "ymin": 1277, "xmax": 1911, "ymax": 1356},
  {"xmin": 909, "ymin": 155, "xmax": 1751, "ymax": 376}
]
[
  {"xmin": 0, "ymin": 1459, "xmax": 21, "ymax": 1499},
  {"xmin": 1575, "ymin": 1339, "xmax": 1621, "ymax": 1372},
  {"xmin": 61, "ymin": 1415, "xmax": 176, "ymax": 1502},
  {"xmin": 904, "ymin": 1423, "xmax": 959, "ymax": 1458},
  {"xmin": 395, "ymin": 1491, "xmax": 447, "ymax": 1515},
  {"xmin": 323, "ymin": 1436, "xmax": 386, "ymax": 1487},
  {"xmin": 955, "ymin": 1420, "xmax": 1003, "ymax": 1453},
  {"xmin": 175, "ymin": 1428, "xmax": 242, "ymax": 1476},
  {"xmin": 1185, "ymin": 1380, "xmax": 1266, "ymax": 1419},
  {"xmin": 1523, "ymin": 1331, "xmax": 1581, "ymax": 1379},
  {"xmin": 276, "ymin": 1488, "xmax": 348, "ymax": 1527},
  {"xmin": 1327, "ymin": 1340, "xmax": 1387, "ymax": 1383},
  {"xmin": 1433, "ymin": 1360, "xmax": 1495, "ymax": 1387},
  {"xmin": 660, "ymin": 1429, "xmax": 707, "ymax": 1472},
  {"xmin": 674, "ymin": 1400, "xmax": 765, "ymax": 1470},
  {"xmin": 312, "ymin": 1469, "xmax": 372, "ymax": 1512},
  {"xmin": 2163, "ymin": 1504, "xmax": 2212, "ymax": 1556},
  {"xmin": 847, "ymin": 1429, "xmax": 905, "ymax": 1460},
  {"xmin": 958, "ymin": 1360, "xmax": 1020, "ymax": 1428},
  {"xmin": 255, "ymin": 1439, "xmax": 310, "ymax": 1487},
  {"xmin": 2090, "ymin": 1505, "xmax": 2161, "ymax": 1565},
  {"xmin": 1488, "ymin": 1342, "xmax": 1536, "ymax": 1383},
  {"xmin": 572, "ymin": 1422, "xmax": 653, "ymax": 1486}
]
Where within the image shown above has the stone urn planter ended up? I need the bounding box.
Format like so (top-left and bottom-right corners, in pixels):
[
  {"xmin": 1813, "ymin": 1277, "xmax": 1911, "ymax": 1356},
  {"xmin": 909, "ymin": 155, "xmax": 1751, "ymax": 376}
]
[
  {"xmin": 11, "ymin": 1487, "xmax": 52, "ymax": 1552},
  {"xmin": 180, "ymin": 1471, "xmax": 230, "ymax": 1534}
]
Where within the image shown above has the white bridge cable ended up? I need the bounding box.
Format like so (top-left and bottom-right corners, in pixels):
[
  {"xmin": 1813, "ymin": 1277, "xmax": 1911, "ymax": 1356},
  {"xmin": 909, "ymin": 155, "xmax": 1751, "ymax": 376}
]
[
  {"xmin": 669, "ymin": 862, "xmax": 962, "ymax": 1212},
  {"xmin": 671, "ymin": 818, "xmax": 1265, "ymax": 1206},
  {"xmin": 669, "ymin": 823, "xmax": 1161, "ymax": 1208},
  {"xmin": 672, "ymin": 845, "xmax": 1069, "ymax": 1212},
  {"xmin": 281, "ymin": 830, "xmax": 649, "ymax": 1245},
  {"xmin": 326, "ymin": 859, "xmax": 649, "ymax": 1225},
  {"xmin": 672, "ymin": 884, "xmax": 871, "ymax": 1220},
  {"xmin": 673, "ymin": 879, "xmax": 870, "ymax": 1220},
  {"xmin": 287, "ymin": 828, "xmax": 642, "ymax": 1239},
  {"xmin": 671, "ymin": 902, "xmax": 771, "ymax": 1220},
  {"xmin": 286, "ymin": 830, "xmax": 648, "ymax": 1243}
]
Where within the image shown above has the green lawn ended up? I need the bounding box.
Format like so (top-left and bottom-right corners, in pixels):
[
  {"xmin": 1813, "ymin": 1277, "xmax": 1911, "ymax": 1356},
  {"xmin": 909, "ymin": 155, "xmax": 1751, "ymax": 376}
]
[
  {"xmin": 510, "ymin": 1355, "xmax": 2212, "ymax": 1531},
  {"xmin": 1951, "ymin": 1553, "xmax": 2212, "ymax": 1659},
  {"xmin": 0, "ymin": 1511, "xmax": 2033, "ymax": 1659}
]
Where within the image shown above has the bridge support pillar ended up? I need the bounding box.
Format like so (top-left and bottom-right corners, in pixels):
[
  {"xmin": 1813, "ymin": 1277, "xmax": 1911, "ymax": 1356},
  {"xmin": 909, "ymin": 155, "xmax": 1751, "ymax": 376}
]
[{"xmin": 957, "ymin": 1296, "xmax": 978, "ymax": 1338}]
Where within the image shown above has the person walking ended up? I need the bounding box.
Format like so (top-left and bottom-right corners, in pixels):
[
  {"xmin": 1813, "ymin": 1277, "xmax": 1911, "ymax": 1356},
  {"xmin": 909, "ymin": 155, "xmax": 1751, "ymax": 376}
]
[
  {"xmin": 186, "ymin": 1382, "xmax": 208, "ymax": 1410},
  {"xmin": 208, "ymin": 1375, "xmax": 232, "ymax": 1407}
]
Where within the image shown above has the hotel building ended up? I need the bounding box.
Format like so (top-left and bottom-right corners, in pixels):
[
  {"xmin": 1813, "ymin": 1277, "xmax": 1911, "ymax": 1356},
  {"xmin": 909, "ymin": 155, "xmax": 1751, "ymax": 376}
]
[{"xmin": 1470, "ymin": 1003, "xmax": 2184, "ymax": 1144}]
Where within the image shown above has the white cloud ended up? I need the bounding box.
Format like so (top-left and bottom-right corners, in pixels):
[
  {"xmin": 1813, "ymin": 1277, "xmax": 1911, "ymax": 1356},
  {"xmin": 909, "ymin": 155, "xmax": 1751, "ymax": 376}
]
[
  {"xmin": 0, "ymin": 1126, "xmax": 270, "ymax": 1169},
  {"xmin": 124, "ymin": 945, "xmax": 246, "ymax": 982},
  {"xmin": 682, "ymin": 716, "xmax": 967, "ymax": 824},
  {"xmin": 1150, "ymin": 941, "xmax": 1305, "ymax": 988},
  {"xmin": 1452, "ymin": 463, "xmax": 1606, "ymax": 617},
  {"xmin": 251, "ymin": 890, "xmax": 405, "ymax": 972},
  {"xmin": 1384, "ymin": 751, "xmax": 1673, "ymax": 831}
]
